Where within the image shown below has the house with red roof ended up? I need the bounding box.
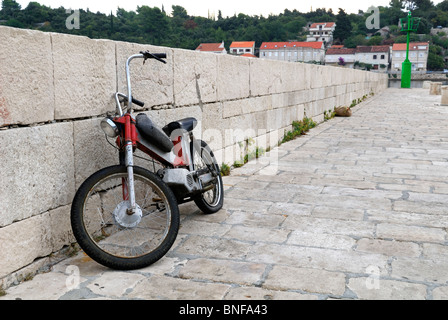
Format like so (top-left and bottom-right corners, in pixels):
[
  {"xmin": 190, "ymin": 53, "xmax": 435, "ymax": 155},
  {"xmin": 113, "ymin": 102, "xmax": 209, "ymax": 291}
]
[
  {"xmin": 230, "ymin": 41, "xmax": 256, "ymax": 55},
  {"xmin": 326, "ymin": 46, "xmax": 391, "ymax": 72},
  {"xmin": 259, "ymin": 41, "xmax": 325, "ymax": 63},
  {"xmin": 355, "ymin": 45, "xmax": 391, "ymax": 72},
  {"xmin": 195, "ymin": 41, "xmax": 227, "ymax": 54},
  {"xmin": 391, "ymin": 42, "xmax": 429, "ymax": 73},
  {"xmin": 325, "ymin": 47, "xmax": 357, "ymax": 68},
  {"xmin": 307, "ymin": 22, "xmax": 336, "ymax": 47}
]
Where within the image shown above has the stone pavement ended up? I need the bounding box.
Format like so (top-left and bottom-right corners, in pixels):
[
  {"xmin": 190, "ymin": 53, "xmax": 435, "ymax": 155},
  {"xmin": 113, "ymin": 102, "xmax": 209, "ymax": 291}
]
[{"xmin": 2, "ymin": 88, "xmax": 448, "ymax": 301}]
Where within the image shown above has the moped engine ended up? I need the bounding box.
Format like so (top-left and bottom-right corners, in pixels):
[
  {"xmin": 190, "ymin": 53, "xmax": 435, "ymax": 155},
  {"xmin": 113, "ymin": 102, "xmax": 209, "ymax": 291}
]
[{"xmin": 158, "ymin": 168, "xmax": 215, "ymax": 197}]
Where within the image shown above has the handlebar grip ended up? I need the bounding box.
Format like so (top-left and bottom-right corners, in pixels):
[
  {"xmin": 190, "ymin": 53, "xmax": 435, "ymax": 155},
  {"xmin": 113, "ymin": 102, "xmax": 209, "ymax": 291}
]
[
  {"xmin": 152, "ymin": 53, "xmax": 167, "ymax": 59},
  {"xmin": 140, "ymin": 51, "xmax": 167, "ymax": 64},
  {"xmin": 131, "ymin": 97, "xmax": 145, "ymax": 107},
  {"xmin": 120, "ymin": 94, "xmax": 145, "ymax": 108}
]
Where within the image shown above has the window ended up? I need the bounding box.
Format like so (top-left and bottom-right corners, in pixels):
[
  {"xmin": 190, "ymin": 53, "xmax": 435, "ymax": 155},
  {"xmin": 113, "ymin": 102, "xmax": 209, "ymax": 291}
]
[
  {"xmin": 373, "ymin": 55, "xmax": 377, "ymax": 59},
  {"xmin": 395, "ymin": 52, "xmax": 400, "ymax": 58},
  {"xmin": 419, "ymin": 52, "xmax": 424, "ymax": 58},
  {"xmin": 245, "ymin": 49, "xmax": 251, "ymax": 52},
  {"xmin": 381, "ymin": 55, "xmax": 385, "ymax": 59}
]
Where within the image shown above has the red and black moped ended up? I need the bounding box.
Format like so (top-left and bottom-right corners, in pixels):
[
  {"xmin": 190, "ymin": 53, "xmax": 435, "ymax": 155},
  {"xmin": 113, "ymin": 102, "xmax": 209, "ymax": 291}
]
[{"xmin": 71, "ymin": 51, "xmax": 223, "ymax": 270}]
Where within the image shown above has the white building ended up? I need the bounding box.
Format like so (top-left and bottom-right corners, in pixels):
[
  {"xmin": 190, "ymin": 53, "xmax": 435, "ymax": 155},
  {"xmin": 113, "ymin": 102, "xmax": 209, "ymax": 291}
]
[
  {"xmin": 230, "ymin": 41, "xmax": 256, "ymax": 55},
  {"xmin": 325, "ymin": 48, "xmax": 356, "ymax": 68},
  {"xmin": 391, "ymin": 42, "xmax": 429, "ymax": 73},
  {"xmin": 307, "ymin": 22, "xmax": 336, "ymax": 47},
  {"xmin": 354, "ymin": 45, "xmax": 390, "ymax": 72},
  {"xmin": 259, "ymin": 41, "xmax": 325, "ymax": 63},
  {"xmin": 326, "ymin": 46, "xmax": 391, "ymax": 72}
]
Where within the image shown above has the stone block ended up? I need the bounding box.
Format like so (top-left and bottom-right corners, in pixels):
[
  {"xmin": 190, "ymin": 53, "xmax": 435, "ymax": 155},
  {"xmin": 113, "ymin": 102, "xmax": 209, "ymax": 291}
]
[
  {"xmin": 73, "ymin": 118, "xmax": 119, "ymax": 188},
  {"xmin": 0, "ymin": 26, "xmax": 54, "ymax": 127},
  {"xmin": 51, "ymin": 33, "xmax": 117, "ymax": 120},
  {"xmin": 0, "ymin": 123, "xmax": 75, "ymax": 227},
  {"xmin": 249, "ymin": 58, "xmax": 272, "ymax": 97},
  {"xmin": 441, "ymin": 86, "xmax": 448, "ymax": 106},
  {"xmin": 217, "ymin": 54, "xmax": 250, "ymax": 101},
  {"xmin": 116, "ymin": 41, "xmax": 174, "ymax": 110},
  {"xmin": 0, "ymin": 214, "xmax": 52, "ymax": 278},
  {"xmin": 430, "ymin": 82, "xmax": 442, "ymax": 95},
  {"xmin": 173, "ymin": 48, "xmax": 218, "ymax": 107}
]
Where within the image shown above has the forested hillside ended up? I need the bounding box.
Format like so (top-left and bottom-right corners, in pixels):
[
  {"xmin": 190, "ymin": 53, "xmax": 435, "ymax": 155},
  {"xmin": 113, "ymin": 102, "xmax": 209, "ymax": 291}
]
[{"xmin": 1, "ymin": 0, "xmax": 447, "ymax": 69}]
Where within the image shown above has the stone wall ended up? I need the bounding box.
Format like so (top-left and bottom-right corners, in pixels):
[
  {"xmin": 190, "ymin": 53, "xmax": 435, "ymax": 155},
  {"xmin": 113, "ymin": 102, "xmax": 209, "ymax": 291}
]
[{"xmin": 0, "ymin": 25, "xmax": 388, "ymax": 282}]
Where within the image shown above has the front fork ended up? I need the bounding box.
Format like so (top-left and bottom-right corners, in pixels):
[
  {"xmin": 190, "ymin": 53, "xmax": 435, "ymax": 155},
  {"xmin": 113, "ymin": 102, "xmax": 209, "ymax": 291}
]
[
  {"xmin": 125, "ymin": 143, "xmax": 137, "ymax": 214},
  {"xmin": 118, "ymin": 114, "xmax": 138, "ymax": 215}
]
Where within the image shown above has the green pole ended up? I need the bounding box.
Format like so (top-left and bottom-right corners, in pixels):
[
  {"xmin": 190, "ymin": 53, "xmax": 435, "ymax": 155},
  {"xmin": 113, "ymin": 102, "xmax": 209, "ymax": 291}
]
[{"xmin": 401, "ymin": 12, "xmax": 412, "ymax": 89}]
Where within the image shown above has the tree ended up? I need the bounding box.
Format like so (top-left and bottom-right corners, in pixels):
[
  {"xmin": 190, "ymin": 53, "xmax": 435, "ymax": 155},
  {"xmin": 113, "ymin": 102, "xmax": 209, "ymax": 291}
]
[
  {"xmin": 427, "ymin": 45, "xmax": 445, "ymax": 70},
  {"xmin": 0, "ymin": 0, "xmax": 21, "ymax": 19},
  {"xmin": 23, "ymin": 2, "xmax": 49, "ymax": 25},
  {"xmin": 368, "ymin": 35, "xmax": 384, "ymax": 45},
  {"xmin": 333, "ymin": 8, "xmax": 352, "ymax": 43},
  {"xmin": 136, "ymin": 6, "xmax": 169, "ymax": 45}
]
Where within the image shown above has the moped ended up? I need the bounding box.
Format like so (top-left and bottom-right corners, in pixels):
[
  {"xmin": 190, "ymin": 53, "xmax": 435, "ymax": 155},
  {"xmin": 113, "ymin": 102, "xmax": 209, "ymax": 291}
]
[{"xmin": 71, "ymin": 51, "xmax": 224, "ymax": 270}]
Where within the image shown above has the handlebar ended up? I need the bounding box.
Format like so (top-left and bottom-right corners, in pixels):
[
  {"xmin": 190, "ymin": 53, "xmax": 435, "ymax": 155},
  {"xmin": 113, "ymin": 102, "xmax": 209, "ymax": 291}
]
[
  {"xmin": 116, "ymin": 51, "xmax": 168, "ymax": 115},
  {"xmin": 140, "ymin": 51, "xmax": 167, "ymax": 64}
]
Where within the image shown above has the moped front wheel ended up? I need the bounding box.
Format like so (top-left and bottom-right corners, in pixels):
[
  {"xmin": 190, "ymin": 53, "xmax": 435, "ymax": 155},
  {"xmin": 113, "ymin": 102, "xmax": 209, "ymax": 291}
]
[{"xmin": 71, "ymin": 165, "xmax": 179, "ymax": 270}]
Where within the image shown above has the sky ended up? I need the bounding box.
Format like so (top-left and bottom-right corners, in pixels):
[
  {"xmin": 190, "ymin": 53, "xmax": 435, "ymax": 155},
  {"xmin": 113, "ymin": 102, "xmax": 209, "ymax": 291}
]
[{"xmin": 15, "ymin": 0, "xmax": 445, "ymax": 17}]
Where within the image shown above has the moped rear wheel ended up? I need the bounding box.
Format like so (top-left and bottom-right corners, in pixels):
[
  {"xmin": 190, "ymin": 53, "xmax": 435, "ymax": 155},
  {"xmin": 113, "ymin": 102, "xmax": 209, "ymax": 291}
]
[
  {"xmin": 193, "ymin": 140, "xmax": 224, "ymax": 214},
  {"xmin": 71, "ymin": 165, "xmax": 179, "ymax": 270}
]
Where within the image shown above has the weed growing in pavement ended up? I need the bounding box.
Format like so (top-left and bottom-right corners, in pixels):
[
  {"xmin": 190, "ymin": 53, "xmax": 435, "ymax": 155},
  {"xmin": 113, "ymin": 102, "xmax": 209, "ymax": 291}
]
[{"xmin": 281, "ymin": 117, "xmax": 317, "ymax": 145}]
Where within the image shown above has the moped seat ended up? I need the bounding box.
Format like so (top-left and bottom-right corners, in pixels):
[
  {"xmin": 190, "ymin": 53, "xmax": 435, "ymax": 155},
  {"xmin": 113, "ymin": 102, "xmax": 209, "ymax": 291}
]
[
  {"xmin": 136, "ymin": 114, "xmax": 174, "ymax": 153},
  {"xmin": 162, "ymin": 117, "xmax": 198, "ymax": 137}
]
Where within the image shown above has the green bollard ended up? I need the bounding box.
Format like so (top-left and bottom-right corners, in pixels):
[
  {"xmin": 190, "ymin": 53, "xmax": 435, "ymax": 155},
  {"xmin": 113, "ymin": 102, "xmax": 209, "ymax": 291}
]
[{"xmin": 401, "ymin": 61, "xmax": 412, "ymax": 88}]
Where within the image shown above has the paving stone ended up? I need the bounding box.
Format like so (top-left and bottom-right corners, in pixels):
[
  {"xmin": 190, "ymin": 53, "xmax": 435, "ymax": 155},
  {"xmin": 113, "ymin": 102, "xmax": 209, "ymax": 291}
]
[
  {"xmin": 355, "ymin": 238, "xmax": 420, "ymax": 258},
  {"xmin": 127, "ymin": 275, "xmax": 231, "ymax": 300},
  {"xmin": 391, "ymin": 257, "xmax": 448, "ymax": 283},
  {"xmin": 224, "ymin": 286, "xmax": 318, "ymax": 300},
  {"xmin": 178, "ymin": 258, "xmax": 266, "ymax": 286},
  {"xmin": 432, "ymin": 286, "xmax": 448, "ymax": 300},
  {"xmin": 85, "ymin": 272, "xmax": 145, "ymax": 298},
  {"xmin": 376, "ymin": 223, "xmax": 446, "ymax": 243},
  {"xmin": 347, "ymin": 277, "xmax": 427, "ymax": 300},
  {"xmin": 263, "ymin": 265, "xmax": 346, "ymax": 296}
]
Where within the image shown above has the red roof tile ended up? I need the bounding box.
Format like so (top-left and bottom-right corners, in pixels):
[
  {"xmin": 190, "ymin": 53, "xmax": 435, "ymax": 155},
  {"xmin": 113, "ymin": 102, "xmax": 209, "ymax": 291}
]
[
  {"xmin": 196, "ymin": 43, "xmax": 225, "ymax": 52},
  {"xmin": 326, "ymin": 48, "xmax": 356, "ymax": 55},
  {"xmin": 230, "ymin": 41, "xmax": 255, "ymax": 48},
  {"xmin": 392, "ymin": 42, "xmax": 429, "ymax": 51},
  {"xmin": 260, "ymin": 41, "xmax": 324, "ymax": 50},
  {"xmin": 310, "ymin": 22, "xmax": 335, "ymax": 29},
  {"xmin": 356, "ymin": 45, "xmax": 390, "ymax": 53}
]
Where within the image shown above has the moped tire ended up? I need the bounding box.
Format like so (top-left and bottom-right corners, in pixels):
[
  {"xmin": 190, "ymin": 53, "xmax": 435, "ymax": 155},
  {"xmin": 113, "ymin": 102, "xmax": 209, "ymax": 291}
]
[
  {"xmin": 193, "ymin": 140, "xmax": 224, "ymax": 214},
  {"xmin": 71, "ymin": 165, "xmax": 179, "ymax": 270}
]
